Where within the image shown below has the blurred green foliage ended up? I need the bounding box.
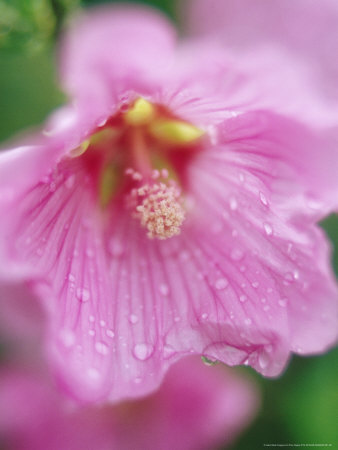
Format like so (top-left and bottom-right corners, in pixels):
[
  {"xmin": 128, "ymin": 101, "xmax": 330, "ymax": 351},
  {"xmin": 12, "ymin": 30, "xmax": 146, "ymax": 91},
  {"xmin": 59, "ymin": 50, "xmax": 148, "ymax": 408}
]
[
  {"xmin": 0, "ymin": 0, "xmax": 79, "ymax": 52},
  {"xmin": 0, "ymin": 1, "xmax": 337, "ymax": 449}
]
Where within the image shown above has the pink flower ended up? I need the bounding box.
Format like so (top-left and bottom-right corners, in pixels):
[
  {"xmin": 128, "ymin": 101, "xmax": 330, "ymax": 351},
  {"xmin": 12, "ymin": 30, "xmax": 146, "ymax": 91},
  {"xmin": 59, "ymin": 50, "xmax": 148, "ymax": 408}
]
[
  {"xmin": 0, "ymin": 356, "xmax": 258, "ymax": 450},
  {"xmin": 186, "ymin": 0, "xmax": 338, "ymax": 111},
  {"xmin": 0, "ymin": 4, "xmax": 337, "ymax": 403}
]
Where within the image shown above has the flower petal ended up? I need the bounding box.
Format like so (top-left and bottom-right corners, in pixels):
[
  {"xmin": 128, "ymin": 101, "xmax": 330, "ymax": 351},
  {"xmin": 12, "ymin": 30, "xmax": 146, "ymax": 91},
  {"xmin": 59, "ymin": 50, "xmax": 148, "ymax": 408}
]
[
  {"xmin": 185, "ymin": 112, "xmax": 338, "ymax": 357},
  {"xmin": 2, "ymin": 112, "xmax": 337, "ymax": 401},
  {"xmin": 60, "ymin": 5, "xmax": 177, "ymax": 116},
  {"xmin": 186, "ymin": 0, "xmax": 338, "ymax": 105},
  {"xmin": 0, "ymin": 358, "xmax": 258, "ymax": 450}
]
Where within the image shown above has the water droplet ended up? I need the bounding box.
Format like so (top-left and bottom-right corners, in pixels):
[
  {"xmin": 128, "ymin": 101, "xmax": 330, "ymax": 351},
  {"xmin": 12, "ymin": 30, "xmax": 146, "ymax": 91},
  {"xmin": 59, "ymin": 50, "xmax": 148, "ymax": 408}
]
[
  {"xmin": 244, "ymin": 318, "xmax": 252, "ymax": 325},
  {"xmin": 68, "ymin": 274, "xmax": 75, "ymax": 283},
  {"xmin": 129, "ymin": 314, "xmax": 139, "ymax": 324},
  {"xmin": 263, "ymin": 223, "xmax": 273, "ymax": 236},
  {"xmin": 239, "ymin": 295, "xmax": 247, "ymax": 303},
  {"xmin": 174, "ymin": 316, "xmax": 181, "ymax": 323},
  {"xmin": 163, "ymin": 344, "xmax": 176, "ymax": 359},
  {"xmin": 89, "ymin": 315, "xmax": 95, "ymax": 323},
  {"xmin": 258, "ymin": 351, "xmax": 269, "ymax": 369},
  {"xmin": 95, "ymin": 341, "xmax": 109, "ymax": 355},
  {"xmin": 99, "ymin": 320, "xmax": 106, "ymax": 327},
  {"xmin": 201, "ymin": 313, "xmax": 208, "ymax": 320},
  {"xmin": 76, "ymin": 287, "xmax": 90, "ymax": 302},
  {"xmin": 201, "ymin": 356, "xmax": 218, "ymax": 366},
  {"xmin": 239, "ymin": 265, "xmax": 246, "ymax": 273},
  {"xmin": 215, "ymin": 278, "xmax": 228, "ymax": 290},
  {"xmin": 87, "ymin": 367, "xmax": 100, "ymax": 381},
  {"xmin": 106, "ymin": 329, "xmax": 115, "ymax": 338},
  {"xmin": 229, "ymin": 197, "xmax": 238, "ymax": 211},
  {"xmin": 230, "ymin": 248, "xmax": 244, "ymax": 261},
  {"xmin": 133, "ymin": 343, "xmax": 154, "ymax": 361},
  {"xmin": 59, "ymin": 329, "xmax": 75, "ymax": 347},
  {"xmin": 134, "ymin": 377, "xmax": 142, "ymax": 384},
  {"xmin": 252, "ymin": 281, "xmax": 259, "ymax": 289},
  {"xmin": 65, "ymin": 174, "xmax": 75, "ymax": 189},
  {"xmin": 259, "ymin": 191, "xmax": 268, "ymax": 206},
  {"xmin": 86, "ymin": 248, "xmax": 94, "ymax": 258},
  {"xmin": 278, "ymin": 298, "xmax": 288, "ymax": 307},
  {"xmin": 263, "ymin": 305, "xmax": 270, "ymax": 312},
  {"xmin": 260, "ymin": 297, "xmax": 267, "ymax": 303},
  {"xmin": 89, "ymin": 330, "xmax": 95, "ymax": 337},
  {"xmin": 159, "ymin": 283, "xmax": 169, "ymax": 296}
]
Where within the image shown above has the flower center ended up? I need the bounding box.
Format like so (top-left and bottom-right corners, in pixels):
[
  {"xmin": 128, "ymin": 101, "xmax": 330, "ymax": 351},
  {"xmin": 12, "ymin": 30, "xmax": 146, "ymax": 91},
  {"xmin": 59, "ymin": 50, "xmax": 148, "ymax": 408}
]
[{"xmin": 70, "ymin": 98, "xmax": 204, "ymax": 239}]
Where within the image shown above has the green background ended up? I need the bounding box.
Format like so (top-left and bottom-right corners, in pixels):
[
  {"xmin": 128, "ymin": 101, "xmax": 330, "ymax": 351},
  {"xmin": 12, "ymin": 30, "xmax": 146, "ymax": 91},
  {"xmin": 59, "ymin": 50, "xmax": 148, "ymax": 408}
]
[{"xmin": 0, "ymin": 1, "xmax": 337, "ymax": 449}]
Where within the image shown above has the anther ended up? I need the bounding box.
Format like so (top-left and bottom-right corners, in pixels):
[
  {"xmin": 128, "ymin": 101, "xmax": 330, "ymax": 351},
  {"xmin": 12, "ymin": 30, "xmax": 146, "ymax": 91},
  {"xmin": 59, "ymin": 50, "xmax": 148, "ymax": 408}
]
[{"xmin": 132, "ymin": 182, "xmax": 185, "ymax": 239}]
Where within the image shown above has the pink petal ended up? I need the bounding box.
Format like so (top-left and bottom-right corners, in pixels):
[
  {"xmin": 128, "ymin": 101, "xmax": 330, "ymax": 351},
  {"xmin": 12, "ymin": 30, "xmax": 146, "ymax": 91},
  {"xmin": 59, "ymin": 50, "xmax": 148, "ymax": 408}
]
[
  {"xmin": 186, "ymin": 0, "xmax": 338, "ymax": 105},
  {"xmin": 1, "ymin": 112, "xmax": 337, "ymax": 401},
  {"xmin": 60, "ymin": 5, "xmax": 177, "ymax": 117},
  {"xmin": 186, "ymin": 113, "xmax": 338, "ymax": 358},
  {"xmin": 0, "ymin": 358, "xmax": 258, "ymax": 450},
  {"xmin": 0, "ymin": 105, "xmax": 100, "ymax": 212}
]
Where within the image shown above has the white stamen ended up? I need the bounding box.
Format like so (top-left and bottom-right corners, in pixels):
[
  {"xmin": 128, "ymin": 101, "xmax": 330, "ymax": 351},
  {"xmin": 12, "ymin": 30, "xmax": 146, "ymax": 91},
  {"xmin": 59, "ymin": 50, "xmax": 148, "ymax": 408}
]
[{"xmin": 132, "ymin": 182, "xmax": 185, "ymax": 240}]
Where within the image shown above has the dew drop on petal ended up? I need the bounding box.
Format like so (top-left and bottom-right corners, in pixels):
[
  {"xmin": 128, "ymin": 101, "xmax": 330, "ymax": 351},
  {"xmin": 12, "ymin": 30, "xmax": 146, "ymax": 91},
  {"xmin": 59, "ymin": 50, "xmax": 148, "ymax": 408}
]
[
  {"xmin": 258, "ymin": 351, "xmax": 270, "ymax": 369},
  {"xmin": 259, "ymin": 191, "xmax": 268, "ymax": 206},
  {"xmin": 86, "ymin": 368, "xmax": 101, "ymax": 382},
  {"xmin": 133, "ymin": 343, "xmax": 154, "ymax": 361},
  {"xmin": 278, "ymin": 298, "xmax": 288, "ymax": 307},
  {"xmin": 76, "ymin": 287, "xmax": 90, "ymax": 302},
  {"xmin": 65, "ymin": 174, "xmax": 75, "ymax": 189},
  {"xmin": 95, "ymin": 341, "xmax": 109, "ymax": 355},
  {"xmin": 68, "ymin": 274, "xmax": 75, "ymax": 283},
  {"xmin": 239, "ymin": 295, "xmax": 247, "ymax": 303},
  {"xmin": 159, "ymin": 283, "xmax": 169, "ymax": 296},
  {"xmin": 215, "ymin": 278, "xmax": 228, "ymax": 290},
  {"xmin": 201, "ymin": 356, "xmax": 218, "ymax": 366},
  {"xmin": 229, "ymin": 197, "xmax": 238, "ymax": 211},
  {"xmin": 106, "ymin": 329, "xmax": 115, "ymax": 338},
  {"xmin": 263, "ymin": 223, "xmax": 273, "ymax": 236},
  {"xmin": 252, "ymin": 281, "xmax": 259, "ymax": 288},
  {"xmin": 163, "ymin": 344, "xmax": 176, "ymax": 359},
  {"xmin": 230, "ymin": 248, "xmax": 244, "ymax": 261},
  {"xmin": 59, "ymin": 329, "xmax": 75, "ymax": 348},
  {"xmin": 244, "ymin": 318, "xmax": 252, "ymax": 325},
  {"xmin": 128, "ymin": 314, "xmax": 139, "ymax": 324}
]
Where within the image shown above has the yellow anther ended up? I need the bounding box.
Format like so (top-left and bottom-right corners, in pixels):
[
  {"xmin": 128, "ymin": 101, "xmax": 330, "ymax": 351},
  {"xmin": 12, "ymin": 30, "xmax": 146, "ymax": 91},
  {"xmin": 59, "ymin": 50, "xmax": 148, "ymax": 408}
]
[
  {"xmin": 150, "ymin": 120, "xmax": 204, "ymax": 145},
  {"xmin": 69, "ymin": 139, "xmax": 90, "ymax": 157},
  {"xmin": 125, "ymin": 98, "xmax": 155, "ymax": 126}
]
